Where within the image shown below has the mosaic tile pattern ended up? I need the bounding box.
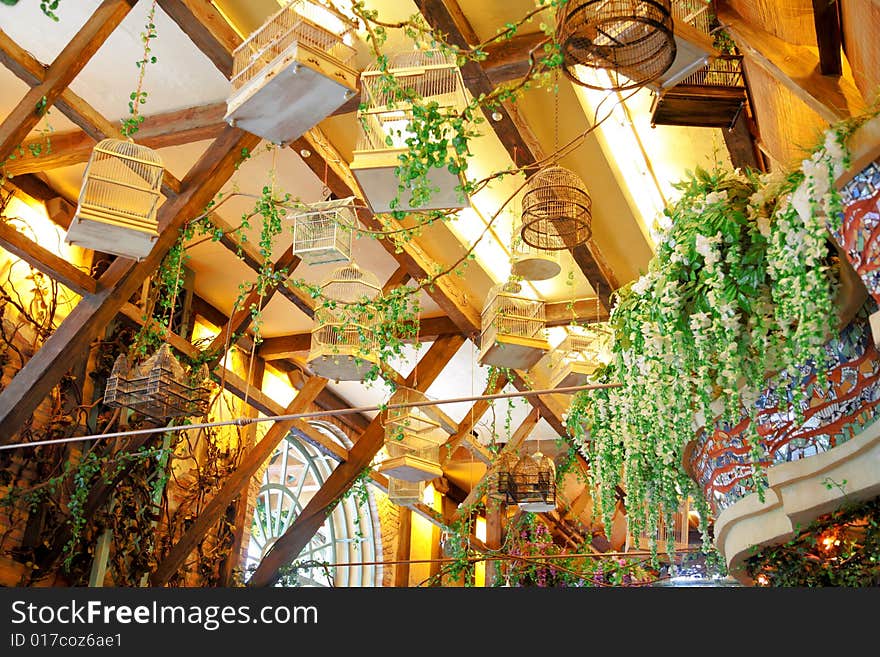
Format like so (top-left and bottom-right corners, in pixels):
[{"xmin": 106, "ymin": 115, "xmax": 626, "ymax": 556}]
[{"xmin": 832, "ymin": 160, "xmax": 880, "ymax": 302}]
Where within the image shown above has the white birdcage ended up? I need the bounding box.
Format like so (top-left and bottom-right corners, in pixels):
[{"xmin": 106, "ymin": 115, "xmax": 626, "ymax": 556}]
[
  {"xmin": 64, "ymin": 138, "xmax": 163, "ymax": 260},
  {"xmin": 510, "ymin": 231, "xmax": 561, "ymax": 281},
  {"xmin": 289, "ymin": 196, "xmax": 356, "ymax": 265},
  {"xmin": 377, "ymin": 388, "xmax": 445, "ymax": 482},
  {"xmin": 351, "ymin": 50, "xmax": 470, "ymax": 212},
  {"xmin": 479, "ymin": 281, "xmax": 549, "ymax": 370},
  {"xmin": 307, "ymin": 263, "xmax": 381, "ymax": 381},
  {"xmin": 225, "ymin": 0, "xmax": 358, "ymax": 145},
  {"xmin": 549, "ymin": 326, "xmax": 612, "ymax": 388},
  {"xmin": 387, "ymin": 477, "xmax": 424, "ymax": 507},
  {"xmin": 511, "ymin": 451, "xmax": 556, "ymax": 512}
]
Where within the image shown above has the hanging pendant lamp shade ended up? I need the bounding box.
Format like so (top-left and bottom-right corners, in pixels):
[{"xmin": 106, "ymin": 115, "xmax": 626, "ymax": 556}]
[
  {"xmin": 557, "ymin": 0, "xmax": 676, "ymax": 91},
  {"xmin": 520, "ymin": 165, "xmax": 592, "ymax": 250}
]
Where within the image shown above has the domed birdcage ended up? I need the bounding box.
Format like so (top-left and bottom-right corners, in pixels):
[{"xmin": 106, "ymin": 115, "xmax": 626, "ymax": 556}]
[
  {"xmin": 307, "ymin": 263, "xmax": 381, "ymax": 381},
  {"xmin": 549, "ymin": 325, "xmax": 612, "ymax": 388},
  {"xmin": 377, "ymin": 388, "xmax": 445, "ymax": 483},
  {"xmin": 387, "ymin": 477, "xmax": 424, "ymax": 507},
  {"xmin": 289, "ymin": 196, "xmax": 356, "ymax": 265},
  {"xmin": 479, "ymin": 280, "xmax": 549, "ymax": 370},
  {"xmin": 510, "ymin": 231, "xmax": 562, "ymax": 281},
  {"xmin": 104, "ymin": 343, "xmax": 211, "ymax": 419},
  {"xmin": 520, "ymin": 166, "xmax": 592, "ymax": 251},
  {"xmin": 511, "ymin": 451, "xmax": 556, "ymax": 513},
  {"xmin": 556, "ymin": 0, "xmax": 676, "ymax": 91},
  {"xmin": 487, "ymin": 450, "xmax": 520, "ymax": 503},
  {"xmin": 65, "ymin": 138, "xmax": 163, "ymax": 260},
  {"xmin": 351, "ymin": 50, "xmax": 470, "ymax": 212},
  {"xmin": 225, "ymin": 0, "xmax": 358, "ymax": 144}
]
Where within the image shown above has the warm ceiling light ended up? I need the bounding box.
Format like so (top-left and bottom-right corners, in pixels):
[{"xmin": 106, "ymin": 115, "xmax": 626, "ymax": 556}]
[
  {"xmin": 491, "ymin": 111, "xmax": 503, "ymax": 121},
  {"xmin": 299, "ymin": 148, "xmax": 312, "ymax": 158}
]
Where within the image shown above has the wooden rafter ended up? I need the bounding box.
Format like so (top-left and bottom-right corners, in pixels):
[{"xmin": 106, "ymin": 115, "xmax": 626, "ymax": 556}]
[
  {"xmin": 0, "ymin": 126, "xmax": 260, "ymax": 445},
  {"xmin": 156, "ymin": 0, "xmax": 241, "ymax": 78},
  {"xmin": 811, "ymin": 0, "xmax": 842, "ymax": 76},
  {"xmin": 4, "ymin": 103, "xmax": 228, "ymax": 176},
  {"xmin": 440, "ymin": 372, "xmax": 509, "ymax": 459},
  {"xmin": 247, "ymin": 334, "xmax": 465, "ymax": 587},
  {"xmin": 717, "ymin": 1, "xmax": 864, "ymax": 123}
]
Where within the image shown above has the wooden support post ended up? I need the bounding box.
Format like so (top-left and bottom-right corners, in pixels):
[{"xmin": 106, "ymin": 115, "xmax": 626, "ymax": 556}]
[
  {"xmin": 0, "ymin": 126, "xmax": 259, "ymax": 445},
  {"xmin": 247, "ymin": 335, "xmax": 465, "ymax": 587},
  {"xmin": 812, "ymin": 0, "xmax": 843, "ymax": 76},
  {"xmin": 393, "ymin": 507, "xmax": 412, "ymax": 587},
  {"xmin": 485, "ymin": 498, "xmax": 503, "ymax": 586},
  {"xmin": 0, "ymin": 0, "xmax": 137, "ymax": 163},
  {"xmin": 149, "ymin": 376, "xmax": 328, "ymax": 586}
]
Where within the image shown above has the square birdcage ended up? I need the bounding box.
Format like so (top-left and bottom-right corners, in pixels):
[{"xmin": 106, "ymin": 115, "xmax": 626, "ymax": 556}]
[
  {"xmin": 351, "ymin": 50, "xmax": 471, "ymax": 212},
  {"xmin": 289, "ymin": 196, "xmax": 356, "ymax": 265},
  {"xmin": 387, "ymin": 477, "xmax": 424, "ymax": 507},
  {"xmin": 307, "ymin": 264, "xmax": 381, "ymax": 381},
  {"xmin": 104, "ymin": 343, "xmax": 211, "ymax": 419},
  {"xmin": 377, "ymin": 388, "xmax": 446, "ymax": 482},
  {"xmin": 225, "ymin": 0, "xmax": 358, "ymax": 145},
  {"xmin": 510, "ymin": 452, "xmax": 557, "ymax": 513},
  {"xmin": 549, "ymin": 326, "xmax": 612, "ymax": 389},
  {"xmin": 479, "ymin": 281, "xmax": 549, "ymax": 370},
  {"xmin": 65, "ymin": 138, "xmax": 163, "ymax": 260}
]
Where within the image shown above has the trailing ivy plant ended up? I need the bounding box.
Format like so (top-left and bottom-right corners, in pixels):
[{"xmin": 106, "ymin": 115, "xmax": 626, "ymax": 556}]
[{"xmin": 565, "ymin": 110, "xmax": 879, "ymax": 564}]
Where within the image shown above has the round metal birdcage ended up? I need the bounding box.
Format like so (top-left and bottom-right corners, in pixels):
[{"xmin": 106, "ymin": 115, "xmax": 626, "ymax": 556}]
[
  {"xmin": 512, "ymin": 451, "xmax": 556, "ymax": 512},
  {"xmin": 307, "ymin": 263, "xmax": 381, "ymax": 381},
  {"xmin": 557, "ymin": 0, "xmax": 676, "ymax": 91},
  {"xmin": 520, "ymin": 166, "xmax": 592, "ymax": 250},
  {"xmin": 488, "ymin": 450, "xmax": 520, "ymax": 502}
]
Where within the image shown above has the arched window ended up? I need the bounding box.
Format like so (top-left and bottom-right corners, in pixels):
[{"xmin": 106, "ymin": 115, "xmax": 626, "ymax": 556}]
[{"xmin": 246, "ymin": 421, "xmax": 381, "ymax": 586}]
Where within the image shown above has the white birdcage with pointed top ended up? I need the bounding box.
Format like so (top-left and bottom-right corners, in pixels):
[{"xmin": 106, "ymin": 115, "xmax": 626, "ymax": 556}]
[
  {"xmin": 289, "ymin": 196, "xmax": 357, "ymax": 265},
  {"xmin": 510, "ymin": 231, "xmax": 562, "ymax": 281},
  {"xmin": 307, "ymin": 263, "xmax": 381, "ymax": 381},
  {"xmin": 103, "ymin": 343, "xmax": 211, "ymax": 419},
  {"xmin": 549, "ymin": 325, "xmax": 612, "ymax": 388},
  {"xmin": 512, "ymin": 451, "xmax": 556, "ymax": 512},
  {"xmin": 377, "ymin": 388, "xmax": 446, "ymax": 483},
  {"xmin": 64, "ymin": 138, "xmax": 163, "ymax": 260},
  {"xmin": 479, "ymin": 281, "xmax": 549, "ymax": 370},
  {"xmin": 226, "ymin": 0, "xmax": 358, "ymax": 145},
  {"xmin": 351, "ymin": 50, "xmax": 471, "ymax": 212}
]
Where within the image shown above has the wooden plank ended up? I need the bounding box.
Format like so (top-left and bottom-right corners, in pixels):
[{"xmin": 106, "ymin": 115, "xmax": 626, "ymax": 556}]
[
  {"xmin": 393, "ymin": 507, "xmax": 412, "ymax": 587},
  {"xmin": 484, "ymin": 498, "xmax": 503, "ymax": 585},
  {"xmin": 149, "ymin": 375, "xmax": 328, "ymax": 586},
  {"xmin": 247, "ymin": 334, "xmax": 464, "ymax": 587},
  {"xmin": 812, "ymin": 0, "xmax": 843, "ymax": 76},
  {"xmin": 5, "ymin": 103, "xmax": 228, "ymax": 176},
  {"xmin": 157, "ymin": 0, "xmax": 242, "ymax": 78},
  {"xmin": 0, "ymin": 126, "xmax": 260, "ymax": 445},
  {"xmin": 480, "ymin": 31, "xmax": 546, "ymax": 86},
  {"xmin": 718, "ymin": 2, "xmax": 864, "ymax": 123},
  {"xmin": 0, "ymin": 220, "xmax": 96, "ymax": 295},
  {"xmin": 0, "ymin": 0, "xmax": 136, "ymax": 162},
  {"xmin": 544, "ymin": 298, "xmax": 608, "ymax": 327}
]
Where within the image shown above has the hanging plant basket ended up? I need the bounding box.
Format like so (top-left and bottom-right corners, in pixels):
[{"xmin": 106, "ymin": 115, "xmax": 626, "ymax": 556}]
[{"xmin": 104, "ymin": 343, "xmax": 211, "ymax": 419}]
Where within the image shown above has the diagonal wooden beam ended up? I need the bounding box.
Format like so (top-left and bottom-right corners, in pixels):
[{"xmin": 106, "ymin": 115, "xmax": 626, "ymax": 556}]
[
  {"xmin": 0, "ymin": 0, "xmax": 136, "ymax": 163},
  {"xmin": 157, "ymin": 0, "xmax": 242, "ymax": 78},
  {"xmin": 4, "ymin": 103, "xmax": 228, "ymax": 176},
  {"xmin": 0, "ymin": 126, "xmax": 260, "ymax": 444},
  {"xmin": 717, "ymin": 1, "xmax": 864, "ymax": 123},
  {"xmin": 149, "ymin": 375, "xmax": 328, "ymax": 586},
  {"xmin": 440, "ymin": 372, "xmax": 509, "ymax": 460},
  {"xmin": 0, "ymin": 220, "xmax": 96, "ymax": 295},
  {"xmin": 248, "ymin": 334, "xmax": 465, "ymax": 587},
  {"xmin": 811, "ymin": 0, "xmax": 842, "ymax": 77}
]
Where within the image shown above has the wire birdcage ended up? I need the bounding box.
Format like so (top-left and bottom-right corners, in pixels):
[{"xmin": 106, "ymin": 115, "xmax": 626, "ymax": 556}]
[
  {"xmin": 289, "ymin": 196, "xmax": 356, "ymax": 265},
  {"xmin": 226, "ymin": 0, "xmax": 358, "ymax": 144},
  {"xmin": 487, "ymin": 450, "xmax": 520, "ymax": 502},
  {"xmin": 387, "ymin": 477, "xmax": 424, "ymax": 507},
  {"xmin": 104, "ymin": 343, "xmax": 211, "ymax": 419},
  {"xmin": 479, "ymin": 281, "xmax": 549, "ymax": 370},
  {"xmin": 65, "ymin": 138, "xmax": 163, "ymax": 260},
  {"xmin": 351, "ymin": 50, "xmax": 470, "ymax": 212},
  {"xmin": 510, "ymin": 231, "xmax": 562, "ymax": 281},
  {"xmin": 378, "ymin": 388, "xmax": 446, "ymax": 482},
  {"xmin": 557, "ymin": 0, "xmax": 676, "ymax": 91},
  {"xmin": 307, "ymin": 263, "xmax": 381, "ymax": 381},
  {"xmin": 521, "ymin": 165, "xmax": 592, "ymax": 250},
  {"xmin": 549, "ymin": 326, "xmax": 612, "ymax": 388},
  {"xmin": 511, "ymin": 452, "xmax": 556, "ymax": 512}
]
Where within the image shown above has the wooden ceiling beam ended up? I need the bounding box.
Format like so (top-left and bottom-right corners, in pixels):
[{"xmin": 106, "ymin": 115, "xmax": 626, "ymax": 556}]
[
  {"xmin": 0, "ymin": 0, "xmax": 136, "ymax": 163},
  {"xmin": 156, "ymin": 0, "xmax": 241, "ymax": 78},
  {"xmin": 717, "ymin": 1, "xmax": 864, "ymax": 123},
  {"xmin": 4, "ymin": 103, "xmax": 228, "ymax": 177},
  {"xmin": 248, "ymin": 334, "xmax": 465, "ymax": 587},
  {"xmin": 0, "ymin": 126, "xmax": 259, "ymax": 445},
  {"xmin": 811, "ymin": 0, "xmax": 843, "ymax": 76},
  {"xmin": 440, "ymin": 372, "xmax": 509, "ymax": 460},
  {"xmin": 149, "ymin": 375, "xmax": 329, "ymax": 586}
]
